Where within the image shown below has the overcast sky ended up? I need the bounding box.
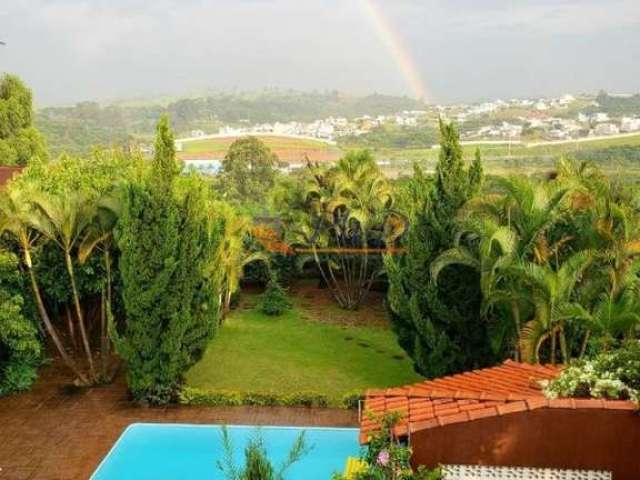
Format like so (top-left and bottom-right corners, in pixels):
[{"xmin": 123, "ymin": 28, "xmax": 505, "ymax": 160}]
[{"xmin": 1, "ymin": 0, "xmax": 639, "ymax": 106}]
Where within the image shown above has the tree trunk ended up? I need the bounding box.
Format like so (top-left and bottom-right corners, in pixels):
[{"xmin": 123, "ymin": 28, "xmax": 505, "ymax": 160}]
[
  {"xmin": 511, "ymin": 301, "xmax": 521, "ymax": 362},
  {"xmin": 101, "ymin": 249, "xmax": 112, "ymax": 380},
  {"xmin": 559, "ymin": 327, "xmax": 569, "ymax": 364},
  {"xmin": 64, "ymin": 304, "xmax": 78, "ymax": 353},
  {"xmin": 579, "ymin": 329, "xmax": 591, "ymax": 358},
  {"xmin": 25, "ymin": 255, "xmax": 89, "ymax": 385},
  {"xmin": 65, "ymin": 251, "xmax": 96, "ymax": 381}
]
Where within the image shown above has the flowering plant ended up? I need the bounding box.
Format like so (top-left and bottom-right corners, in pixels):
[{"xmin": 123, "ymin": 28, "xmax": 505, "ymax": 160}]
[
  {"xmin": 332, "ymin": 412, "xmax": 442, "ymax": 480},
  {"xmin": 543, "ymin": 340, "xmax": 640, "ymax": 403}
]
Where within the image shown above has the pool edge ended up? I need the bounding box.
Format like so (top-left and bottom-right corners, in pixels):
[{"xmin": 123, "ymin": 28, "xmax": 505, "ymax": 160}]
[{"xmin": 90, "ymin": 422, "xmax": 360, "ymax": 479}]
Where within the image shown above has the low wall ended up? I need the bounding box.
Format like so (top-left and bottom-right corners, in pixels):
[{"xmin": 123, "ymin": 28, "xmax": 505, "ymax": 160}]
[{"xmin": 410, "ymin": 409, "xmax": 640, "ymax": 480}]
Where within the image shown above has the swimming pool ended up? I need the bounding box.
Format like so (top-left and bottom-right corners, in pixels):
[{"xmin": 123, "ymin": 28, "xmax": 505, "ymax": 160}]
[{"xmin": 91, "ymin": 423, "xmax": 361, "ymax": 479}]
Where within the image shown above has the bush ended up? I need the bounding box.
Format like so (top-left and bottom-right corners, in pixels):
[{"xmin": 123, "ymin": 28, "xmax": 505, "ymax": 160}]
[
  {"xmin": 544, "ymin": 341, "xmax": 640, "ymax": 402},
  {"xmin": 259, "ymin": 280, "xmax": 292, "ymax": 316},
  {"xmin": 217, "ymin": 425, "xmax": 311, "ymax": 480},
  {"xmin": 180, "ymin": 387, "xmax": 330, "ymax": 408},
  {"xmin": 0, "ymin": 251, "xmax": 41, "ymax": 395},
  {"xmin": 332, "ymin": 412, "xmax": 443, "ymax": 480},
  {"xmin": 341, "ymin": 390, "xmax": 364, "ymax": 409}
]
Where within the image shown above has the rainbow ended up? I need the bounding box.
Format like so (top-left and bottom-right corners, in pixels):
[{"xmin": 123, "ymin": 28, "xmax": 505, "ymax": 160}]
[{"xmin": 358, "ymin": 0, "xmax": 429, "ymax": 102}]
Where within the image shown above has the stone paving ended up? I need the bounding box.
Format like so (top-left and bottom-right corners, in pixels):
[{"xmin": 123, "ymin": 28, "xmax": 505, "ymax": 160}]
[{"xmin": 0, "ymin": 364, "xmax": 358, "ymax": 480}]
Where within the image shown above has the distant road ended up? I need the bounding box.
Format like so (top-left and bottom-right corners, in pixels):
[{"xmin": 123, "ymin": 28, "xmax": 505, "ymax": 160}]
[{"xmin": 175, "ymin": 132, "xmax": 337, "ymax": 146}]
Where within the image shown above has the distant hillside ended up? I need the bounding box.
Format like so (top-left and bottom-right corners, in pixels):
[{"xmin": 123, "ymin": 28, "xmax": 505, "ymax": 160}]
[{"xmin": 35, "ymin": 90, "xmax": 425, "ymax": 156}]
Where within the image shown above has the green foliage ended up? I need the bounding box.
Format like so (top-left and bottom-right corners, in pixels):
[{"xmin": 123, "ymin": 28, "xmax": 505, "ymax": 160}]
[
  {"xmin": 115, "ymin": 116, "xmax": 219, "ymax": 403},
  {"xmin": 277, "ymin": 150, "xmax": 404, "ymax": 310},
  {"xmin": 36, "ymin": 91, "xmax": 424, "ymax": 155},
  {"xmin": 424, "ymin": 157, "xmax": 640, "ymax": 366},
  {"xmin": 332, "ymin": 412, "xmax": 442, "ymax": 480},
  {"xmin": 0, "ymin": 74, "xmax": 47, "ymax": 166},
  {"xmin": 179, "ymin": 387, "xmax": 329, "ymax": 408},
  {"xmin": 573, "ymin": 145, "xmax": 640, "ymax": 165},
  {"xmin": 593, "ymin": 91, "xmax": 640, "ymax": 116},
  {"xmin": 544, "ymin": 341, "xmax": 640, "ymax": 402},
  {"xmin": 0, "ymin": 251, "xmax": 41, "ymax": 395},
  {"xmin": 217, "ymin": 426, "xmax": 311, "ymax": 480},
  {"xmin": 259, "ymin": 280, "xmax": 292, "ymax": 316},
  {"xmin": 219, "ymin": 136, "xmax": 278, "ymax": 205},
  {"xmin": 340, "ymin": 390, "xmax": 364, "ymax": 409},
  {"xmin": 386, "ymin": 120, "xmax": 490, "ymax": 377},
  {"xmin": 340, "ymin": 124, "xmax": 438, "ymax": 149},
  {"xmin": 35, "ymin": 101, "xmax": 129, "ymax": 156}
]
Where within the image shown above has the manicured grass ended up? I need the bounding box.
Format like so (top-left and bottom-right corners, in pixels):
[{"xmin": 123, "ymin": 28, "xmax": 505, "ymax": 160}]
[{"xmin": 185, "ymin": 300, "xmax": 423, "ymax": 403}]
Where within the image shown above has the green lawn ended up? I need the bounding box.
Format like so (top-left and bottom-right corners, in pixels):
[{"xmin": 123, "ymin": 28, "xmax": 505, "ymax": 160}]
[{"xmin": 185, "ymin": 300, "xmax": 422, "ymax": 404}]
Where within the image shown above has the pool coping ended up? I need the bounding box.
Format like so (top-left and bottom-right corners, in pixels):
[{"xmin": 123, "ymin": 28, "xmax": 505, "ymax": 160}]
[{"xmin": 90, "ymin": 422, "xmax": 361, "ymax": 479}]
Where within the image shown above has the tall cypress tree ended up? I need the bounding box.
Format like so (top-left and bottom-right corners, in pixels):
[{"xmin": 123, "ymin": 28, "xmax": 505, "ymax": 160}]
[
  {"xmin": 115, "ymin": 116, "xmax": 217, "ymax": 403},
  {"xmin": 386, "ymin": 119, "xmax": 492, "ymax": 378}
]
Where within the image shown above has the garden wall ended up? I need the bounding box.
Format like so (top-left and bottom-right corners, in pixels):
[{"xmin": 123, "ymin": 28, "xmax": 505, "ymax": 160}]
[{"xmin": 410, "ymin": 409, "xmax": 640, "ymax": 480}]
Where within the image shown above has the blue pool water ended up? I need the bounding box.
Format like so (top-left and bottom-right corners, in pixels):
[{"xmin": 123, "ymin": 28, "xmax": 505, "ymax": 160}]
[{"xmin": 91, "ymin": 423, "xmax": 360, "ymax": 479}]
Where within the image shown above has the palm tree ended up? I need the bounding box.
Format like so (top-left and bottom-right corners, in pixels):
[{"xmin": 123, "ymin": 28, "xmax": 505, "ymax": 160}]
[
  {"xmin": 78, "ymin": 193, "xmax": 120, "ymax": 380},
  {"xmin": 288, "ymin": 152, "xmax": 404, "ymax": 310},
  {"xmin": 513, "ymin": 251, "xmax": 593, "ymax": 364},
  {"xmin": 559, "ymin": 287, "xmax": 640, "ymax": 356},
  {"xmin": 431, "ymin": 216, "xmax": 522, "ymax": 358},
  {"xmin": 464, "ymin": 176, "xmax": 570, "ymax": 263},
  {"xmin": 0, "ymin": 186, "xmax": 90, "ymax": 384},
  {"xmin": 431, "ymin": 175, "xmax": 572, "ymax": 361},
  {"xmin": 213, "ymin": 204, "xmax": 267, "ymax": 319},
  {"xmin": 29, "ymin": 190, "xmax": 98, "ymax": 381}
]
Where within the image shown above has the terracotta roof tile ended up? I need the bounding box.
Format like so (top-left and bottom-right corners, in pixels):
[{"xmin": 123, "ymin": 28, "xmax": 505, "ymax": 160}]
[{"xmin": 360, "ymin": 360, "xmax": 638, "ymax": 443}]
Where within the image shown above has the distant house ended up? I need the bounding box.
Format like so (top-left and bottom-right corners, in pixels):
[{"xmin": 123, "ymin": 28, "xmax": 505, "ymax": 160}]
[
  {"xmin": 0, "ymin": 166, "xmax": 23, "ymax": 188},
  {"xmin": 361, "ymin": 361, "xmax": 639, "ymax": 479},
  {"xmin": 534, "ymin": 101, "xmax": 549, "ymax": 111},
  {"xmin": 620, "ymin": 117, "xmax": 640, "ymax": 133},
  {"xmin": 593, "ymin": 112, "xmax": 610, "ymax": 123},
  {"xmin": 594, "ymin": 123, "xmax": 620, "ymax": 136},
  {"xmin": 182, "ymin": 159, "xmax": 222, "ymax": 175}
]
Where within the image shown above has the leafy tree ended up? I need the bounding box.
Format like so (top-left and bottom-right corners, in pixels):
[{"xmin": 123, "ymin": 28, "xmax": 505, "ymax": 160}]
[
  {"xmin": 115, "ymin": 116, "xmax": 219, "ymax": 403},
  {"xmin": 0, "ymin": 251, "xmax": 41, "ymax": 395},
  {"xmin": 0, "ymin": 74, "xmax": 47, "ymax": 166},
  {"xmin": 213, "ymin": 203, "xmax": 268, "ymax": 318},
  {"xmin": 219, "ymin": 136, "xmax": 278, "ymax": 204},
  {"xmin": 278, "ymin": 150, "xmax": 404, "ymax": 310},
  {"xmin": 513, "ymin": 251, "xmax": 593, "ymax": 364},
  {"xmin": 29, "ymin": 190, "xmax": 100, "ymax": 380},
  {"xmin": 0, "ymin": 184, "xmax": 90, "ymax": 384},
  {"xmin": 385, "ymin": 120, "xmax": 489, "ymax": 377}
]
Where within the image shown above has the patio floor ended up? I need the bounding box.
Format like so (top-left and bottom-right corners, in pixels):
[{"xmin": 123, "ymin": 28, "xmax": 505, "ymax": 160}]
[{"xmin": 0, "ymin": 363, "xmax": 358, "ymax": 480}]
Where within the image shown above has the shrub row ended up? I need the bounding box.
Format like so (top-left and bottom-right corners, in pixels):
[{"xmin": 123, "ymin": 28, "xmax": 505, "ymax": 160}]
[{"xmin": 180, "ymin": 387, "xmax": 364, "ymax": 409}]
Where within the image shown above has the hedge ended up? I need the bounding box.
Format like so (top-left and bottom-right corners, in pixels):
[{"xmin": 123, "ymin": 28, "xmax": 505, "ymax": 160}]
[{"xmin": 179, "ymin": 387, "xmax": 364, "ymax": 409}]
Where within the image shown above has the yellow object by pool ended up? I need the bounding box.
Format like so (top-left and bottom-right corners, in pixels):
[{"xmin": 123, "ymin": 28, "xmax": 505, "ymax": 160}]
[{"xmin": 343, "ymin": 457, "xmax": 367, "ymax": 478}]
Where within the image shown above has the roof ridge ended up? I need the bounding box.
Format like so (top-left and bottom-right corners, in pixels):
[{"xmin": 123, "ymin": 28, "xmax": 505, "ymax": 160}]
[{"xmin": 360, "ymin": 361, "xmax": 638, "ymax": 443}]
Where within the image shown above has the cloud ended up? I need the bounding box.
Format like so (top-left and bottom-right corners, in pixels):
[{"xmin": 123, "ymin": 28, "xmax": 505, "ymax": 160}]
[{"xmin": 0, "ymin": 0, "xmax": 639, "ymax": 104}]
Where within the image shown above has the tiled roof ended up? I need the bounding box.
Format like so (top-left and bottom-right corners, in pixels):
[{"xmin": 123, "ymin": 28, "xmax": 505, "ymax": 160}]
[{"xmin": 360, "ymin": 360, "xmax": 637, "ymax": 443}]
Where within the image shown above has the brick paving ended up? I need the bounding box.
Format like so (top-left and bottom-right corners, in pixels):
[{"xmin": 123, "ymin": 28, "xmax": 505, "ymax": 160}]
[{"xmin": 0, "ymin": 364, "xmax": 357, "ymax": 480}]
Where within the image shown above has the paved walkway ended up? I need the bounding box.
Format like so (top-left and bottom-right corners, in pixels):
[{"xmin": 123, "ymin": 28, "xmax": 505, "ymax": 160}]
[{"xmin": 0, "ymin": 364, "xmax": 358, "ymax": 480}]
